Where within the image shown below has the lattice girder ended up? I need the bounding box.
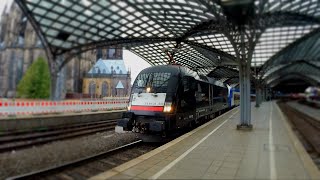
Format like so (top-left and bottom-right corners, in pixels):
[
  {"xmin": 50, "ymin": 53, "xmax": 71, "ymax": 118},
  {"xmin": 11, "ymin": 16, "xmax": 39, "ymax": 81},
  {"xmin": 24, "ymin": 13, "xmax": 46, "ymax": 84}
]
[{"xmin": 15, "ymin": 0, "xmax": 320, "ymax": 81}]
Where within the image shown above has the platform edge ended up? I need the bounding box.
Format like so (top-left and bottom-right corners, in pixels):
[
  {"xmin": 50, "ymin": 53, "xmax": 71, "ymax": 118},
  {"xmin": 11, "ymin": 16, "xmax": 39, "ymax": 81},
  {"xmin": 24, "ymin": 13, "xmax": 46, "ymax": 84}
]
[{"xmin": 275, "ymin": 103, "xmax": 320, "ymax": 180}]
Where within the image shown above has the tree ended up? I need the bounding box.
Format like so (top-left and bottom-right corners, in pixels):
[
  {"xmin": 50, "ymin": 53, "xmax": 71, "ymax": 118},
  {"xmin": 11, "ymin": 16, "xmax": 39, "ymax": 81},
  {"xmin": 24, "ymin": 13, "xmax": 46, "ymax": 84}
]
[{"xmin": 17, "ymin": 57, "xmax": 51, "ymax": 99}]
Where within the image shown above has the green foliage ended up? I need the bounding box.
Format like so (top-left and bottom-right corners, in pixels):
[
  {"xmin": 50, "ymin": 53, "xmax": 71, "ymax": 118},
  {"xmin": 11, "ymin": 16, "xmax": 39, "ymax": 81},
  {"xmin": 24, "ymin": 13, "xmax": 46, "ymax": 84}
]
[{"xmin": 17, "ymin": 57, "xmax": 51, "ymax": 99}]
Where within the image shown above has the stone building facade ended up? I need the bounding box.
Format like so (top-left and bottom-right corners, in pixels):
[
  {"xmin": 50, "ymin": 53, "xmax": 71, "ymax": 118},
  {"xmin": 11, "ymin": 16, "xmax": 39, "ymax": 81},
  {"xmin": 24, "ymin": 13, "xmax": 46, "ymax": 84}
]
[
  {"xmin": 0, "ymin": 2, "xmax": 125, "ymax": 98},
  {"xmin": 82, "ymin": 48, "xmax": 131, "ymax": 97},
  {"xmin": 0, "ymin": 3, "xmax": 45, "ymax": 97}
]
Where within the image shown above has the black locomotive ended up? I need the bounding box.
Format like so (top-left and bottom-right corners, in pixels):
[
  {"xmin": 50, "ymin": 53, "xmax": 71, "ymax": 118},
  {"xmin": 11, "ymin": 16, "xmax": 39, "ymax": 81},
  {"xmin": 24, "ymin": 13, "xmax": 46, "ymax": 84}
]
[{"xmin": 117, "ymin": 65, "xmax": 230, "ymax": 137}]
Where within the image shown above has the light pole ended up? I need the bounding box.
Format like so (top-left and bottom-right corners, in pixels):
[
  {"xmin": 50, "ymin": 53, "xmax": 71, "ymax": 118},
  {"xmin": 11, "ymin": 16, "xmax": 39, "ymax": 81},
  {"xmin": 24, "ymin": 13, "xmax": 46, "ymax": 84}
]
[
  {"xmin": 95, "ymin": 67, "xmax": 99, "ymax": 99},
  {"xmin": 90, "ymin": 63, "xmax": 93, "ymax": 100},
  {"xmin": 90, "ymin": 63, "xmax": 97, "ymax": 100}
]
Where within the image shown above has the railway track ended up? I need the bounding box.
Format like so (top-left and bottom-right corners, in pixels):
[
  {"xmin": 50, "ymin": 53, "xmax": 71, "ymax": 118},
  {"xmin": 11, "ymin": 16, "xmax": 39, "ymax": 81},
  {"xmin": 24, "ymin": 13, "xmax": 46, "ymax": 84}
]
[
  {"xmin": 0, "ymin": 120, "xmax": 118, "ymax": 152},
  {"xmin": 278, "ymin": 101, "xmax": 320, "ymax": 168},
  {"xmin": 298, "ymin": 99, "xmax": 320, "ymax": 110},
  {"xmin": 7, "ymin": 140, "xmax": 159, "ymax": 180}
]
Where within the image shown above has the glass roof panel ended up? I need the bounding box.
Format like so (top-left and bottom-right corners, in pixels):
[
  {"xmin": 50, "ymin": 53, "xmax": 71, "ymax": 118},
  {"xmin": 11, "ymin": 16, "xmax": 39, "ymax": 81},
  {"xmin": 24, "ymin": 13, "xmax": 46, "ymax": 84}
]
[
  {"xmin": 263, "ymin": 0, "xmax": 320, "ymax": 17},
  {"xmin": 49, "ymin": 1, "xmax": 215, "ymax": 42},
  {"xmin": 187, "ymin": 34, "xmax": 235, "ymax": 56},
  {"xmin": 17, "ymin": 0, "xmax": 320, "ymax": 77},
  {"xmin": 46, "ymin": 29, "xmax": 59, "ymax": 37},
  {"xmin": 27, "ymin": 0, "xmax": 40, "ymax": 4},
  {"xmin": 65, "ymin": 11, "xmax": 77, "ymax": 18}
]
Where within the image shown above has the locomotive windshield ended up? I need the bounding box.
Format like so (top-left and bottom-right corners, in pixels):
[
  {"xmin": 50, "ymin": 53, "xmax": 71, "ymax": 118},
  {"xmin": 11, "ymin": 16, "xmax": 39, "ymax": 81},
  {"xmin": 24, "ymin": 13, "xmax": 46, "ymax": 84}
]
[{"xmin": 132, "ymin": 72, "xmax": 172, "ymax": 93}]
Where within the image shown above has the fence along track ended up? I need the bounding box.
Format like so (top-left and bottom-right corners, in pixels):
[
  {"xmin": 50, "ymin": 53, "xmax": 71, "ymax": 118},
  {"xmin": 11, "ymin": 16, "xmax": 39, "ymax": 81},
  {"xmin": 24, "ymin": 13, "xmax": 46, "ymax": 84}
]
[{"xmin": 0, "ymin": 98, "xmax": 128, "ymax": 117}]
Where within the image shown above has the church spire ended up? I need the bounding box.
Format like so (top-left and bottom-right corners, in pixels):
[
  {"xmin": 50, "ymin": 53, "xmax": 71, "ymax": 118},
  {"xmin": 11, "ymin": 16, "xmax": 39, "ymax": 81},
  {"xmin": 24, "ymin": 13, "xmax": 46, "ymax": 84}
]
[{"xmin": 2, "ymin": 3, "xmax": 8, "ymax": 16}]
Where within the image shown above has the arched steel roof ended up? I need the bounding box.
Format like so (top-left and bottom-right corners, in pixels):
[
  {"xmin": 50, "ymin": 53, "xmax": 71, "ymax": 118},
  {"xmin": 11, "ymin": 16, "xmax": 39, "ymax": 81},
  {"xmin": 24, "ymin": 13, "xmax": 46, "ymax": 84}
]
[
  {"xmin": 264, "ymin": 60, "xmax": 320, "ymax": 86},
  {"xmin": 261, "ymin": 28, "xmax": 320, "ymax": 72},
  {"xmin": 15, "ymin": 0, "xmax": 320, "ymax": 86},
  {"xmin": 268, "ymin": 73, "xmax": 320, "ymax": 88},
  {"xmin": 260, "ymin": 27, "xmax": 320, "ymax": 86}
]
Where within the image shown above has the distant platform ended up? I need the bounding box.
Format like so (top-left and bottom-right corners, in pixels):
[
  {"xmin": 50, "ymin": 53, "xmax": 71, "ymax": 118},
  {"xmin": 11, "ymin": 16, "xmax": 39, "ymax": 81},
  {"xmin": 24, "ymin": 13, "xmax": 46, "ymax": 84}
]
[
  {"xmin": 287, "ymin": 101, "xmax": 320, "ymax": 122},
  {"xmin": 90, "ymin": 102, "xmax": 320, "ymax": 179}
]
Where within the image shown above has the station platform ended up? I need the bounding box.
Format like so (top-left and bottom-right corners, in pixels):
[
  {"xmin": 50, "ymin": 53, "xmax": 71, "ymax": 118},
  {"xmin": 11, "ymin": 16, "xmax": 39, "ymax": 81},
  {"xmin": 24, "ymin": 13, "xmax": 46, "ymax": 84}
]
[
  {"xmin": 90, "ymin": 102, "xmax": 320, "ymax": 179},
  {"xmin": 287, "ymin": 101, "xmax": 320, "ymax": 121}
]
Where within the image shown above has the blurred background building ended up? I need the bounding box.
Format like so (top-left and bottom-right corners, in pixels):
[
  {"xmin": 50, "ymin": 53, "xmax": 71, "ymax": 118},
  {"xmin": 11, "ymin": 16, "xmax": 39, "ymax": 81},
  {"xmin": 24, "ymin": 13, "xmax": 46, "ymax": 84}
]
[
  {"xmin": 82, "ymin": 48, "xmax": 131, "ymax": 98},
  {"xmin": 0, "ymin": 2, "xmax": 131, "ymax": 98}
]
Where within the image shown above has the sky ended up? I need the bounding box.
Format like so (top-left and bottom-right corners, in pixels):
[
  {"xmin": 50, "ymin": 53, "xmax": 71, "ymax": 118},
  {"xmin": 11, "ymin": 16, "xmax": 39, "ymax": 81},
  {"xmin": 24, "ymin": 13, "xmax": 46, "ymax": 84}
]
[
  {"xmin": 0, "ymin": 0, "xmax": 151, "ymax": 81},
  {"xmin": 123, "ymin": 50, "xmax": 151, "ymax": 82}
]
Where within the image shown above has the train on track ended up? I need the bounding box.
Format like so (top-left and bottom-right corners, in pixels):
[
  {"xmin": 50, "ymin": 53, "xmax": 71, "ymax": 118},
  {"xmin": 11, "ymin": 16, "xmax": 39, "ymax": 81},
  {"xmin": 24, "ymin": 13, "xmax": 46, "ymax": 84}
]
[
  {"xmin": 117, "ymin": 65, "xmax": 254, "ymax": 138},
  {"xmin": 304, "ymin": 86, "xmax": 320, "ymax": 107}
]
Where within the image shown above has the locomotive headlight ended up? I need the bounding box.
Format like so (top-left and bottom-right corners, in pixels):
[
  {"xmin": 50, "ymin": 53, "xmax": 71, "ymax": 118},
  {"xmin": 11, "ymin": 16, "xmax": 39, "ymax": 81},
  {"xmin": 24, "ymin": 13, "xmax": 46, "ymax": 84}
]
[
  {"xmin": 163, "ymin": 102, "xmax": 172, "ymax": 113},
  {"xmin": 146, "ymin": 87, "xmax": 151, "ymax": 93},
  {"xmin": 127, "ymin": 104, "xmax": 131, "ymax": 111}
]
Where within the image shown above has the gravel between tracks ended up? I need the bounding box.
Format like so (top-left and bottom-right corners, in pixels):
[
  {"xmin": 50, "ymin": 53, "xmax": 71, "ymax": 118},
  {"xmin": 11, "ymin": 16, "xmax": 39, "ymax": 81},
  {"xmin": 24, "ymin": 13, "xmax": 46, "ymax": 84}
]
[{"xmin": 0, "ymin": 131, "xmax": 139, "ymax": 179}]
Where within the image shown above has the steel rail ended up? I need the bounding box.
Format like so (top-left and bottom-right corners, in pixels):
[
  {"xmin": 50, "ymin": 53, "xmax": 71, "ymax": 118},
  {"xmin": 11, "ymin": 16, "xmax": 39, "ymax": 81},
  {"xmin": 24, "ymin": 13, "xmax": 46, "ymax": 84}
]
[
  {"xmin": 0, "ymin": 120, "xmax": 118, "ymax": 152},
  {"xmin": 6, "ymin": 140, "xmax": 144, "ymax": 180}
]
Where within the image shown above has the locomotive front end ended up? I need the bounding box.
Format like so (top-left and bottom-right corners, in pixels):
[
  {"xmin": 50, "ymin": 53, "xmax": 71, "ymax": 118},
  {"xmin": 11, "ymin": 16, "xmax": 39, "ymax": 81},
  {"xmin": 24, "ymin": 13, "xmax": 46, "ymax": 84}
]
[{"xmin": 117, "ymin": 66, "xmax": 179, "ymax": 135}]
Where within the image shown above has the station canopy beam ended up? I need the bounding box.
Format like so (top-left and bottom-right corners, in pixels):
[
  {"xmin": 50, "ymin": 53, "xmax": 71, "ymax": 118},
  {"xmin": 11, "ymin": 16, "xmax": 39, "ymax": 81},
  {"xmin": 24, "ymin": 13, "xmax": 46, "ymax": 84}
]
[{"xmin": 15, "ymin": 0, "xmax": 320, "ymax": 128}]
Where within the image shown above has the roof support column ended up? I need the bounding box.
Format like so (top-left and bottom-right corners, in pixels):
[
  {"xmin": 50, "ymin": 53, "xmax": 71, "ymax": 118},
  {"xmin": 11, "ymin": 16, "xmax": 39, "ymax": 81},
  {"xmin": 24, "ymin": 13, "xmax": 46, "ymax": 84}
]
[
  {"xmin": 49, "ymin": 55, "xmax": 66, "ymax": 100},
  {"xmin": 256, "ymin": 87, "xmax": 262, "ymax": 107},
  {"xmin": 238, "ymin": 60, "xmax": 252, "ymax": 129},
  {"xmin": 261, "ymin": 85, "xmax": 266, "ymax": 103},
  {"xmin": 236, "ymin": 29, "xmax": 253, "ymax": 130},
  {"xmin": 265, "ymin": 86, "xmax": 270, "ymax": 101},
  {"xmin": 255, "ymin": 82, "xmax": 262, "ymax": 108},
  {"xmin": 261, "ymin": 86, "xmax": 265, "ymax": 102},
  {"xmin": 255, "ymin": 88, "xmax": 260, "ymax": 107}
]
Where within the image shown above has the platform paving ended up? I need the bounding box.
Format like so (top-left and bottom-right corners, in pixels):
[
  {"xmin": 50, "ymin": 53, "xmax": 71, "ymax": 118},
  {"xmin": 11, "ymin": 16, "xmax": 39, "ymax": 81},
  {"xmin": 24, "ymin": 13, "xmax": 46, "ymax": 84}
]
[{"xmin": 90, "ymin": 102, "xmax": 320, "ymax": 179}]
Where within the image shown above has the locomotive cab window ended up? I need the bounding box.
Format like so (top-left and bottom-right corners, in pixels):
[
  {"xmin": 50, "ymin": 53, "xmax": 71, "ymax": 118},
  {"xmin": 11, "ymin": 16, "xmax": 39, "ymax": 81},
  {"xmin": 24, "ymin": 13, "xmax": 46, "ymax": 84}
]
[{"xmin": 132, "ymin": 72, "xmax": 172, "ymax": 93}]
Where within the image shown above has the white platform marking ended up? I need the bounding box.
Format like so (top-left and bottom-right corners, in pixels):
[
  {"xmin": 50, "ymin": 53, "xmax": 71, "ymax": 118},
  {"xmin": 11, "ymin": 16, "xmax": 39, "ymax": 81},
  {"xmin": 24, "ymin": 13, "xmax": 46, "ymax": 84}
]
[{"xmin": 269, "ymin": 103, "xmax": 277, "ymax": 179}]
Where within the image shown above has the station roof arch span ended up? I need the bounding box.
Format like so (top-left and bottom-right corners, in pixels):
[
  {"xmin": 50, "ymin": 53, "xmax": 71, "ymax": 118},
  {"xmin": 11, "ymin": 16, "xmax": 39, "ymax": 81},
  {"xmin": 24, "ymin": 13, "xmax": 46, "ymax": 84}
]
[
  {"xmin": 15, "ymin": 0, "xmax": 320, "ymax": 86},
  {"xmin": 268, "ymin": 73, "xmax": 320, "ymax": 88},
  {"xmin": 261, "ymin": 27, "xmax": 320, "ymax": 87},
  {"xmin": 263, "ymin": 60, "xmax": 320, "ymax": 87}
]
